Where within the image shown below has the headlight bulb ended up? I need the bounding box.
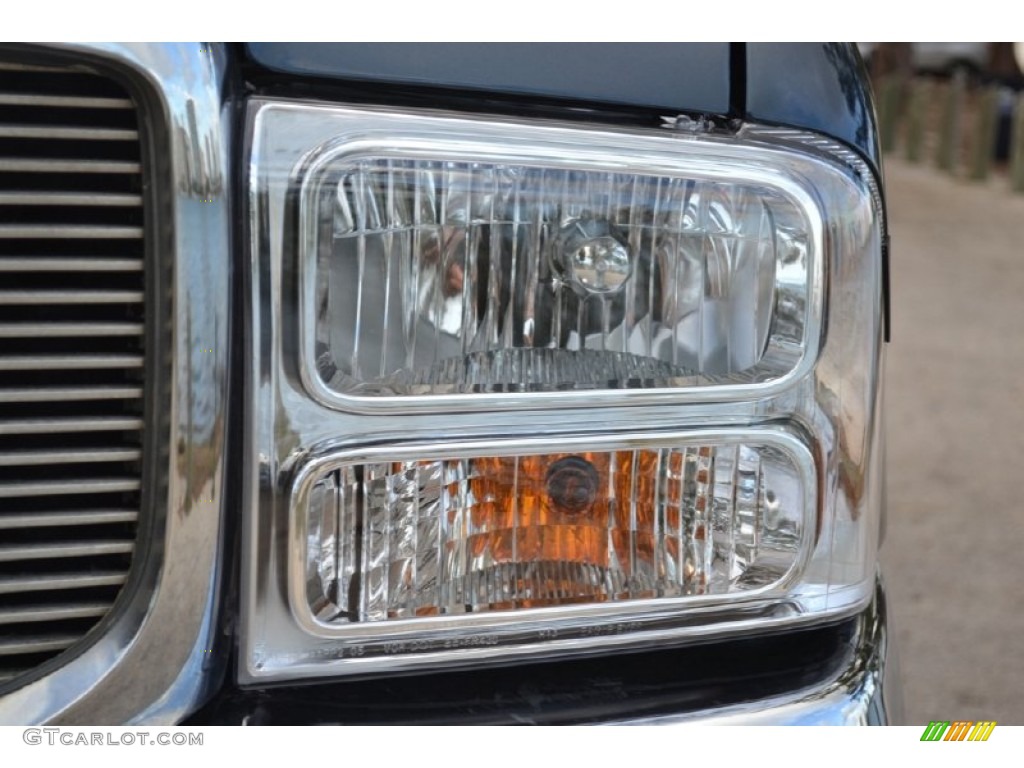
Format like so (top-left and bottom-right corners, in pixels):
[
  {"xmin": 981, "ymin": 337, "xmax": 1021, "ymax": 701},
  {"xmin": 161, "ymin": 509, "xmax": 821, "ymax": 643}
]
[{"xmin": 555, "ymin": 217, "xmax": 633, "ymax": 296}]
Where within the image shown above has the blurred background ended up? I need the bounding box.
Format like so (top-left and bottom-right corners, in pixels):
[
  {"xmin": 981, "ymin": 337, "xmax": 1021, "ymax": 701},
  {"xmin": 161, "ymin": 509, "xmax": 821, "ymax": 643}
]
[{"xmin": 859, "ymin": 43, "xmax": 1024, "ymax": 725}]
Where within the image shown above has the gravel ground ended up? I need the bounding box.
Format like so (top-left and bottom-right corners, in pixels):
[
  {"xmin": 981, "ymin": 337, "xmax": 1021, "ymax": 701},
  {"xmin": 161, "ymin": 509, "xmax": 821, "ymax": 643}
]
[{"xmin": 881, "ymin": 158, "xmax": 1024, "ymax": 725}]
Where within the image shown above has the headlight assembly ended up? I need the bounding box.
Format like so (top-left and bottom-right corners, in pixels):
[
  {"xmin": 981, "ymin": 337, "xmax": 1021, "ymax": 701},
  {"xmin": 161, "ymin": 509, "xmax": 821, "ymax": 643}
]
[{"xmin": 243, "ymin": 102, "xmax": 883, "ymax": 682}]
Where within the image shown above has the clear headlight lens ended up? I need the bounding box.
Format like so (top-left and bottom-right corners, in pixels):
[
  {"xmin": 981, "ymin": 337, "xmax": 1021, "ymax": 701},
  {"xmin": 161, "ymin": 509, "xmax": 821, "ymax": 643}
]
[
  {"xmin": 245, "ymin": 103, "xmax": 883, "ymax": 681},
  {"xmin": 310, "ymin": 158, "xmax": 809, "ymax": 397}
]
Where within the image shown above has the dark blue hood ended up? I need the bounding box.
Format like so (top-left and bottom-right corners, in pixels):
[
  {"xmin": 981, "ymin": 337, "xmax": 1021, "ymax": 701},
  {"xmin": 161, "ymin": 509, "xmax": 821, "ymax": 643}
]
[{"xmin": 245, "ymin": 42, "xmax": 879, "ymax": 175}]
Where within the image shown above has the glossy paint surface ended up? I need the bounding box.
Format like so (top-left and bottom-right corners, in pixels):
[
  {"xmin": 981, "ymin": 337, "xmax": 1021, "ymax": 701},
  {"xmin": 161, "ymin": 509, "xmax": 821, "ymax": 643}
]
[
  {"xmin": 247, "ymin": 43, "xmax": 732, "ymax": 114},
  {"xmin": 245, "ymin": 43, "xmax": 880, "ymax": 175},
  {"xmin": 745, "ymin": 43, "xmax": 880, "ymax": 175}
]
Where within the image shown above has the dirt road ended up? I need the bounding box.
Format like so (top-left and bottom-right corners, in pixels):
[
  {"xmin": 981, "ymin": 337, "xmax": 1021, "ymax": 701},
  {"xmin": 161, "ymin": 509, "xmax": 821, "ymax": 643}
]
[{"xmin": 881, "ymin": 159, "xmax": 1024, "ymax": 724}]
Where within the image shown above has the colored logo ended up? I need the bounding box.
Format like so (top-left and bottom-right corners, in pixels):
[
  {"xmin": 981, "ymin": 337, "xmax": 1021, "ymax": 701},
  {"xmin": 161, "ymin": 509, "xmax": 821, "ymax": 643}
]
[{"xmin": 920, "ymin": 721, "xmax": 996, "ymax": 741}]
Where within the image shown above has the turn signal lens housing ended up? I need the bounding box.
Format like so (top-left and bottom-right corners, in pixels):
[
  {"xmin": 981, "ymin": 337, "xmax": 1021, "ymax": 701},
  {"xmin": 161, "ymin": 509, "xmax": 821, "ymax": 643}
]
[{"xmin": 298, "ymin": 435, "xmax": 811, "ymax": 631}]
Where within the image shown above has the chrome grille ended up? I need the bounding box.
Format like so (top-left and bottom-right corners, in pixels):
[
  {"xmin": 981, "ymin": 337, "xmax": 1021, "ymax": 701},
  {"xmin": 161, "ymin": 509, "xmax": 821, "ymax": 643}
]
[{"xmin": 0, "ymin": 59, "xmax": 144, "ymax": 686}]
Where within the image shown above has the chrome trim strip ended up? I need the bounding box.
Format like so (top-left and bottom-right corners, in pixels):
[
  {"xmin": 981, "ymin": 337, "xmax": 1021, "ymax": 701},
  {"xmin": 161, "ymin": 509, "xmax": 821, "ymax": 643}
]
[
  {"xmin": 0, "ymin": 258, "xmax": 144, "ymax": 272},
  {"xmin": 0, "ymin": 572, "xmax": 127, "ymax": 595},
  {"xmin": 0, "ymin": 127, "xmax": 140, "ymax": 142},
  {"xmin": 0, "ymin": 510, "xmax": 138, "ymax": 530},
  {"xmin": 0, "ymin": 542, "xmax": 136, "ymax": 563},
  {"xmin": 0, "ymin": 323, "xmax": 145, "ymax": 338},
  {"xmin": 0, "ymin": 290, "xmax": 145, "ymax": 304},
  {"xmin": 0, "ymin": 355, "xmax": 144, "ymax": 370},
  {"xmin": 0, "ymin": 42, "xmax": 230, "ymax": 726},
  {"xmin": 0, "ymin": 604, "xmax": 112, "ymax": 625},
  {"xmin": 0, "ymin": 417, "xmax": 144, "ymax": 435},
  {"xmin": 0, "ymin": 158, "xmax": 141, "ymax": 173},
  {"xmin": 0, "ymin": 636, "xmax": 79, "ymax": 656},
  {"xmin": 0, "ymin": 225, "xmax": 144, "ymax": 239},
  {"xmin": 0, "ymin": 478, "xmax": 140, "ymax": 498},
  {"xmin": 0, "ymin": 386, "xmax": 144, "ymax": 403},
  {"xmin": 0, "ymin": 92, "xmax": 133, "ymax": 109},
  {"xmin": 0, "ymin": 447, "xmax": 143, "ymax": 466}
]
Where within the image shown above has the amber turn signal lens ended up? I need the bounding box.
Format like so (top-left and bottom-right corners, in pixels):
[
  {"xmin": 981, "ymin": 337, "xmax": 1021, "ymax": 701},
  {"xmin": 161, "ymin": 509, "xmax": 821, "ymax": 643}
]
[{"xmin": 303, "ymin": 442, "xmax": 806, "ymax": 623}]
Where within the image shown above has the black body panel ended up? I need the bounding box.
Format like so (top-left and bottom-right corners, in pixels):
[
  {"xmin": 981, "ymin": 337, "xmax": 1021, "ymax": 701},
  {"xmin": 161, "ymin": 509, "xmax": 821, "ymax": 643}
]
[
  {"xmin": 244, "ymin": 42, "xmax": 880, "ymax": 176},
  {"xmin": 189, "ymin": 620, "xmax": 855, "ymax": 725},
  {"xmin": 745, "ymin": 43, "xmax": 880, "ymax": 172},
  {"xmin": 246, "ymin": 43, "xmax": 732, "ymax": 116}
]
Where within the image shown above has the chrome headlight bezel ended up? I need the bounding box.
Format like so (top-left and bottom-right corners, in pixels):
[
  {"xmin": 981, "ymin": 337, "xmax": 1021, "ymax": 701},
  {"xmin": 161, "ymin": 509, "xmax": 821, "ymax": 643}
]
[
  {"xmin": 287, "ymin": 104, "xmax": 826, "ymax": 414},
  {"xmin": 243, "ymin": 99, "xmax": 884, "ymax": 684}
]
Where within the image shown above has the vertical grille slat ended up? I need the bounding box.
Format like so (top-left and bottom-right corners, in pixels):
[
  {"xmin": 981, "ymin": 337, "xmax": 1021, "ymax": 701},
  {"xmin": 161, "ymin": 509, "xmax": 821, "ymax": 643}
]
[{"xmin": 0, "ymin": 57, "xmax": 145, "ymax": 687}]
